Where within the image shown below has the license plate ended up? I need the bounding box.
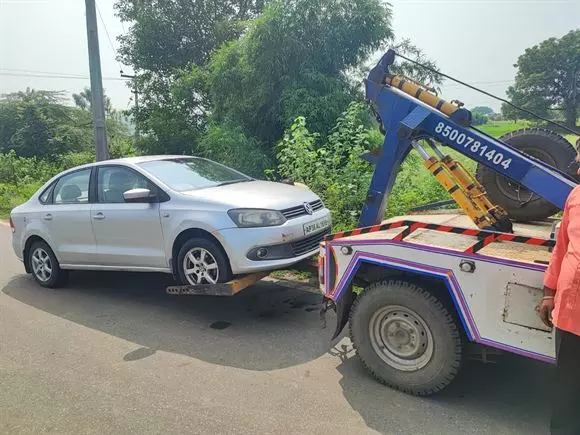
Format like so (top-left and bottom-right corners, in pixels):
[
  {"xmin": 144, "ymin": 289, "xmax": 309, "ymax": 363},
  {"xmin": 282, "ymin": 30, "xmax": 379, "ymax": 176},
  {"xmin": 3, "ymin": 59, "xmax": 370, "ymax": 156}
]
[{"xmin": 303, "ymin": 216, "xmax": 331, "ymax": 236}]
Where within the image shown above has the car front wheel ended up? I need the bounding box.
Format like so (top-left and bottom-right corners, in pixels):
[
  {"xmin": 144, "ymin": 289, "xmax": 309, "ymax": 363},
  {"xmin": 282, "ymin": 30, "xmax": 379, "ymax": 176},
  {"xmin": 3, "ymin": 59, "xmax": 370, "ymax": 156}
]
[{"xmin": 177, "ymin": 238, "xmax": 232, "ymax": 285}]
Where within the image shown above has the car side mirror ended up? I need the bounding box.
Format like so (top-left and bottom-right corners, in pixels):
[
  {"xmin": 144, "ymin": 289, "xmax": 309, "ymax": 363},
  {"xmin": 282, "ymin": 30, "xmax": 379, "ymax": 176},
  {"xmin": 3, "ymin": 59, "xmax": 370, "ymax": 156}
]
[{"xmin": 123, "ymin": 188, "xmax": 155, "ymax": 203}]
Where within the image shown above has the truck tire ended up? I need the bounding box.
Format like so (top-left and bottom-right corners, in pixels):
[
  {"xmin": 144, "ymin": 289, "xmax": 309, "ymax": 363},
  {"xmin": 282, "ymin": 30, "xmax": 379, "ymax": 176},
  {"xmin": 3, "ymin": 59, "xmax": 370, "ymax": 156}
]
[
  {"xmin": 476, "ymin": 128, "xmax": 577, "ymax": 221},
  {"xmin": 349, "ymin": 280, "xmax": 463, "ymax": 396}
]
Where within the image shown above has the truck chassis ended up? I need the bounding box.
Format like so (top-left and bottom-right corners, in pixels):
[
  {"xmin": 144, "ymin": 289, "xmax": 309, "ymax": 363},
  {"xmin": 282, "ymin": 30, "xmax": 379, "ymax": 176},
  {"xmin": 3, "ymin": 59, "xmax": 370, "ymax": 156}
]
[{"xmin": 320, "ymin": 218, "xmax": 555, "ymax": 395}]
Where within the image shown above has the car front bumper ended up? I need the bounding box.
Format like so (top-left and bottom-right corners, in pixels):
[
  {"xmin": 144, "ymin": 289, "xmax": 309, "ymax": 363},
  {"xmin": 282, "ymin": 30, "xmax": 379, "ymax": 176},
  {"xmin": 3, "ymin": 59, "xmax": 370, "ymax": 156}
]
[{"xmin": 214, "ymin": 209, "xmax": 331, "ymax": 274}]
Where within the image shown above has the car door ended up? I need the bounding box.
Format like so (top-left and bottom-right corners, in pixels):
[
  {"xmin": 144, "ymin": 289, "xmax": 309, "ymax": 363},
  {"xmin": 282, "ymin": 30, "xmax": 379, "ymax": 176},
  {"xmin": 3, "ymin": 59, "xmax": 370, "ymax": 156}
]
[
  {"xmin": 40, "ymin": 168, "xmax": 96, "ymax": 265},
  {"xmin": 91, "ymin": 165, "xmax": 168, "ymax": 269}
]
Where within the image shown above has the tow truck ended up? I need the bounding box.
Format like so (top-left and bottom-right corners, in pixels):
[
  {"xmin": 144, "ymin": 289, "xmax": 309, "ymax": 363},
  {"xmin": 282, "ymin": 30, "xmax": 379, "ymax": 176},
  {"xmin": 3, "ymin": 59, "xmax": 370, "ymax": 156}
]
[{"xmin": 319, "ymin": 49, "xmax": 579, "ymax": 396}]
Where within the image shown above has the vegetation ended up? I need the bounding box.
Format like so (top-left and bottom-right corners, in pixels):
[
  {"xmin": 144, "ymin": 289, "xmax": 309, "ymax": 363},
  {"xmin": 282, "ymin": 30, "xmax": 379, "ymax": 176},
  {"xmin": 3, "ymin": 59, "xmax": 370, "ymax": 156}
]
[
  {"xmin": 0, "ymin": 88, "xmax": 134, "ymax": 218},
  {"xmin": 502, "ymin": 30, "xmax": 580, "ymax": 128},
  {"xmin": 1, "ymin": 2, "xmax": 577, "ymax": 231},
  {"xmin": 114, "ymin": 0, "xmax": 440, "ymax": 165}
]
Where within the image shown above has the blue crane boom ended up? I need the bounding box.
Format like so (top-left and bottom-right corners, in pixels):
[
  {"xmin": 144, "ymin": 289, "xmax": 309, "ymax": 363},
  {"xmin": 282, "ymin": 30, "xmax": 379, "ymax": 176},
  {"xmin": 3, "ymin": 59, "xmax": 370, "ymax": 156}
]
[{"xmin": 359, "ymin": 49, "xmax": 577, "ymax": 228}]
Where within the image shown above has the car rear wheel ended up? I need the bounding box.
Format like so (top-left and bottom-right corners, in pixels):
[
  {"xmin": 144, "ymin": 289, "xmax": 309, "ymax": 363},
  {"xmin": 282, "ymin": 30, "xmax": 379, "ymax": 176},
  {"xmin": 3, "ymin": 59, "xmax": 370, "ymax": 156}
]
[
  {"xmin": 177, "ymin": 238, "xmax": 232, "ymax": 285},
  {"xmin": 28, "ymin": 241, "xmax": 68, "ymax": 288}
]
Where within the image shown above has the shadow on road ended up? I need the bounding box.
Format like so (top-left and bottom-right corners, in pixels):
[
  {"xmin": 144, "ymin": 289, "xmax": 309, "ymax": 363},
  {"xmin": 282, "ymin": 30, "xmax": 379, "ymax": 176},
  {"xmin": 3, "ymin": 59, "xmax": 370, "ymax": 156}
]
[
  {"xmin": 2, "ymin": 272, "xmax": 337, "ymax": 371},
  {"xmin": 3, "ymin": 271, "xmax": 554, "ymax": 434},
  {"xmin": 334, "ymin": 343, "xmax": 553, "ymax": 434}
]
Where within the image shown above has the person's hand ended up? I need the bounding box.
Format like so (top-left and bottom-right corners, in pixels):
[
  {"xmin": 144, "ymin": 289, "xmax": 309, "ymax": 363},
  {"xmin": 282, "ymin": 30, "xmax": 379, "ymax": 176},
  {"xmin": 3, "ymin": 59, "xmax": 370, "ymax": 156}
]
[{"xmin": 539, "ymin": 297, "xmax": 555, "ymax": 328}]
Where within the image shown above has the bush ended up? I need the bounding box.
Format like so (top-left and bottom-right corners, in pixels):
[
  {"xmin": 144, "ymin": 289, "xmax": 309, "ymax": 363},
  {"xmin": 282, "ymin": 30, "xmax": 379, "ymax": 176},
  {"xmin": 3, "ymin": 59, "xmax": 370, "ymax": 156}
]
[
  {"xmin": 0, "ymin": 182, "xmax": 42, "ymax": 218},
  {"xmin": 276, "ymin": 103, "xmax": 459, "ymax": 230},
  {"xmin": 199, "ymin": 122, "xmax": 273, "ymax": 178},
  {"xmin": 277, "ymin": 103, "xmax": 376, "ymax": 230},
  {"xmin": 0, "ymin": 146, "xmax": 134, "ymax": 218}
]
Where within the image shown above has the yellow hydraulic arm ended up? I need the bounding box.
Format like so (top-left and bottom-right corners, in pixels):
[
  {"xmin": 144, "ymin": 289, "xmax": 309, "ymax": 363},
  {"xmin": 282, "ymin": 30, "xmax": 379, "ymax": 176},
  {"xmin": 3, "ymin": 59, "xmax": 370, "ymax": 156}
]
[{"xmin": 412, "ymin": 139, "xmax": 513, "ymax": 232}]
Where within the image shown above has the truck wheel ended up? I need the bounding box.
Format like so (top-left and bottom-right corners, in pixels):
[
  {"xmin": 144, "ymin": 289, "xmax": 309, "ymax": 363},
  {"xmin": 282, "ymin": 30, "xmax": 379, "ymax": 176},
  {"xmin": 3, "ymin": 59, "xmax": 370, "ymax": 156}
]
[
  {"xmin": 350, "ymin": 280, "xmax": 463, "ymax": 396},
  {"xmin": 177, "ymin": 238, "xmax": 232, "ymax": 285},
  {"xmin": 476, "ymin": 128, "xmax": 577, "ymax": 221}
]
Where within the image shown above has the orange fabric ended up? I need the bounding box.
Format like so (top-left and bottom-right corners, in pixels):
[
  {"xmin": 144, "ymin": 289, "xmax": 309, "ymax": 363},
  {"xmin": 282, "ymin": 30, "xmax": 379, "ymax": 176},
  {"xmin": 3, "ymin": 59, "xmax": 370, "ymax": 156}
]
[{"xmin": 544, "ymin": 186, "xmax": 580, "ymax": 337}]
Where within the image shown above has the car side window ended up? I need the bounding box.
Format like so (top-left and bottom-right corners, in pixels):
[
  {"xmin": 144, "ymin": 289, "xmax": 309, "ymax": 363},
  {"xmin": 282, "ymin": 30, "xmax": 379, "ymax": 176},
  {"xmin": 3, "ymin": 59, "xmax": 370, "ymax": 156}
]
[
  {"xmin": 53, "ymin": 169, "xmax": 91, "ymax": 205},
  {"xmin": 39, "ymin": 182, "xmax": 56, "ymax": 204},
  {"xmin": 97, "ymin": 166, "xmax": 156, "ymax": 204}
]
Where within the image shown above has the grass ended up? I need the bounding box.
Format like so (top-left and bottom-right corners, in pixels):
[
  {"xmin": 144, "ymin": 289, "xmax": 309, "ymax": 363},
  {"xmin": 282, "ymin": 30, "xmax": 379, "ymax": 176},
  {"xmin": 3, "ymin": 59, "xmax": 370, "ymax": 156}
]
[
  {"xmin": 0, "ymin": 183, "xmax": 41, "ymax": 219},
  {"xmin": 477, "ymin": 120, "xmax": 530, "ymax": 138},
  {"xmin": 270, "ymin": 268, "xmax": 314, "ymax": 281}
]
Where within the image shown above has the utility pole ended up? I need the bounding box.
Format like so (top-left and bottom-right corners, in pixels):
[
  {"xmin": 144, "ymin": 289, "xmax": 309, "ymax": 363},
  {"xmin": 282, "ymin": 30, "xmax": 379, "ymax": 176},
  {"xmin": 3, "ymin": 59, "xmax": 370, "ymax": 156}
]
[
  {"xmin": 121, "ymin": 73, "xmax": 139, "ymax": 143},
  {"xmin": 85, "ymin": 0, "xmax": 109, "ymax": 161}
]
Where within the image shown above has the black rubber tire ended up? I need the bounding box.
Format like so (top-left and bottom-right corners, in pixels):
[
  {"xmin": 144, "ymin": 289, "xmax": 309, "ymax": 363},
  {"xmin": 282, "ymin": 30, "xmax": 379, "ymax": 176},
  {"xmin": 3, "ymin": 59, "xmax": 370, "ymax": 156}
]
[
  {"xmin": 176, "ymin": 237, "xmax": 232, "ymax": 285},
  {"xmin": 349, "ymin": 280, "xmax": 463, "ymax": 396},
  {"xmin": 28, "ymin": 241, "xmax": 68, "ymax": 288},
  {"xmin": 476, "ymin": 127, "xmax": 577, "ymax": 221}
]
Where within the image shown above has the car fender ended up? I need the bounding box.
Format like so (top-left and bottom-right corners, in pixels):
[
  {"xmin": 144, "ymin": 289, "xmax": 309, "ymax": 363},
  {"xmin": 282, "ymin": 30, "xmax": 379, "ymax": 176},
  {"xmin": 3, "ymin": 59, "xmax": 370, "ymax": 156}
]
[
  {"xmin": 163, "ymin": 210, "xmax": 234, "ymax": 257},
  {"xmin": 21, "ymin": 224, "xmax": 61, "ymax": 263}
]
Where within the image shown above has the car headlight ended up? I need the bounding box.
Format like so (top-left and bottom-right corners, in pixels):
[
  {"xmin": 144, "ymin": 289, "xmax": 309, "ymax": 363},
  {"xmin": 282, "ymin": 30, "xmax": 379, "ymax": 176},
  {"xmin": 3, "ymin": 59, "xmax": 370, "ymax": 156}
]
[{"xmin": 228, "ymin": 209, "xmax": 286, "ymax": 228}]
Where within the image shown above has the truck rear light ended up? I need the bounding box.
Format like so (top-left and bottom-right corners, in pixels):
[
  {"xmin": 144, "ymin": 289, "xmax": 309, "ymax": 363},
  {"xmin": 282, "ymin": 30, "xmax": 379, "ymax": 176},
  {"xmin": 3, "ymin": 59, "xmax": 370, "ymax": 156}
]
[
  {"xmin": 318, "ymin": 244, "xmax": 326, "ymax": 287},
  {"xmin": 9, "ymin": 217, "xmax": 15, "ymax": 233}
]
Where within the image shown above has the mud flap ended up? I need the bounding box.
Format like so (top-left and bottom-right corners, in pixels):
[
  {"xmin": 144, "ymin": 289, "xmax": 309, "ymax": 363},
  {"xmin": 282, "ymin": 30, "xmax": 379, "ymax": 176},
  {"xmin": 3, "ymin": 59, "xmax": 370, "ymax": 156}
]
[{"xmin": 330, "ymin": 285, "xmax": 355, "ymax": 339}]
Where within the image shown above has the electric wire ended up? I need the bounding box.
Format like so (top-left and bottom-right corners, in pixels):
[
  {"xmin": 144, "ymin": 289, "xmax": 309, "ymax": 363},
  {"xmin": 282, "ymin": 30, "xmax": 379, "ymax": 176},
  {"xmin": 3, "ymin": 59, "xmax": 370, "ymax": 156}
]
[{"xmin": 393, "ymin": 50, "xmax": 579, "ymax": 136}]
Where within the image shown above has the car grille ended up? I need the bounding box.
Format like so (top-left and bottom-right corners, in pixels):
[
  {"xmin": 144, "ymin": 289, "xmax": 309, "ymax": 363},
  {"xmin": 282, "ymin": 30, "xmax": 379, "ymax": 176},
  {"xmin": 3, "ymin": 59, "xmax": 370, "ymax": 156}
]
[
  {"xmin": 291, "ymin": 228, "xmax": 331, "ymax": 256},
  {"xmin": 281, "ymin": 200, "xmax": 324, "ymax": 219}
]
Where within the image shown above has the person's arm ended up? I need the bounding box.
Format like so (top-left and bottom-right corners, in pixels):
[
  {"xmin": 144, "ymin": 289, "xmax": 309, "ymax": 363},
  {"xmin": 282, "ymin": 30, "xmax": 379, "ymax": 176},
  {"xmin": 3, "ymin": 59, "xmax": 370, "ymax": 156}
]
[
  {"xmin": 540, "ymin": 196, "xmax": 571, "ymax": 326},
  {"xmin": 544, "ymin": 200, "xmax": 571, "ymax": 291}
]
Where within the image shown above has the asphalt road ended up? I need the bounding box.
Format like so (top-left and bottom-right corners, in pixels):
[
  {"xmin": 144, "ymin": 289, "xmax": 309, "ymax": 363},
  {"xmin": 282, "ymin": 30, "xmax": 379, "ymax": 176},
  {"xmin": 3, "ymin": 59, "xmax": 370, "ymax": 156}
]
[{"xmin": 0, "ymin": 223, "xmax": 553, "ymax": 434}]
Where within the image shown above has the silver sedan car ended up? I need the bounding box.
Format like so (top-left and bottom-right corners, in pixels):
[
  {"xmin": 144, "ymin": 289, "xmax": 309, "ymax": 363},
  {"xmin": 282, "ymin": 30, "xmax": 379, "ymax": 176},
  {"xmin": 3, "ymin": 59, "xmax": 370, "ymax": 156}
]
[{"xmin": 10, "ymin": 156, "xmax": 331, "ymax": 288}]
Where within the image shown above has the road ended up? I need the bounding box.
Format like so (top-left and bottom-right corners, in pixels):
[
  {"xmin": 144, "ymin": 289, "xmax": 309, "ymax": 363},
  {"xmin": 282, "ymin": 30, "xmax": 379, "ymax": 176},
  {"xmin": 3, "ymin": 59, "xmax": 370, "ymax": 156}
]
[{"xmin": 0, "ymin": 223, "xmax": 553, "ymax": 434}]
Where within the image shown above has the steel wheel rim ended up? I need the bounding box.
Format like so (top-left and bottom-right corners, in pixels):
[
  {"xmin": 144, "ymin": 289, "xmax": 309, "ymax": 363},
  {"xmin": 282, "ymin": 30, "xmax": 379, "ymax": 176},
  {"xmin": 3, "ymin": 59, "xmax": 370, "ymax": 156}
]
[
  {"xmin": 182, "ymin": 247, "xmax": 219, "ymax": 285},
  {"xmin": 369, "ymin": 305, "xmax": 434, "ymax": 372},
  {"xmin": 31, "ymin": 247, "xmax": 52, "ymax": 282},
  {"xmin": 495, "ymin": 148, "xmax": 554, "ymax": 205}
]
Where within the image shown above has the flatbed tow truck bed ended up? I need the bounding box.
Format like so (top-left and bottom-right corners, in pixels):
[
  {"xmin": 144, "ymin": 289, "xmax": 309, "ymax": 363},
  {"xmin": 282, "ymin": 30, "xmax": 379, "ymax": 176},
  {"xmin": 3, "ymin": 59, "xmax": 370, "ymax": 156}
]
[{"xmin": 339, "ymin": 211, "xmax": 555, "ymax": 265}]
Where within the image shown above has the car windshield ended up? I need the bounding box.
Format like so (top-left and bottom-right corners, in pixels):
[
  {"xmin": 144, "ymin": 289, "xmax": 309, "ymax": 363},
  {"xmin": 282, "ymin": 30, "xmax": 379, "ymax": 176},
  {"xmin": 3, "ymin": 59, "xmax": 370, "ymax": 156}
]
[{"xmin": 138, "ymin": 158, "xmax": 252, "ymax": 191}]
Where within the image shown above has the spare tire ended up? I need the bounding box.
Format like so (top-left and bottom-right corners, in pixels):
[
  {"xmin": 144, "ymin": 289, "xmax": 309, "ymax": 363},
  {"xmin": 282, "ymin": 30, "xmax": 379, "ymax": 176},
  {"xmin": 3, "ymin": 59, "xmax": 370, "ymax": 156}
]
[{"xmin": 476, "ymin": 127, "xmax": 577, "ymax": 222}]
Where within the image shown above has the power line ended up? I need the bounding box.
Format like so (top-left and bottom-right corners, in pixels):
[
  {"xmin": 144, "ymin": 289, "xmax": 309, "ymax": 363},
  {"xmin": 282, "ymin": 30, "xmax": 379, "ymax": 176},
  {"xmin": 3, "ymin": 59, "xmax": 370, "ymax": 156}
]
[
  {"xmin": 445, "ymin": 79, "xmax": 514, "ymax": 88},
  {"xmin": 95, "ymin": 0, "xmax": 124, "ymax": 73},
  {"xmin": 0, "ymin": 71, "xmax": 129, "ymax": 81},
  {"xmin": 393, "ymin": 50, "xmax": 579, "ymax": 136}
]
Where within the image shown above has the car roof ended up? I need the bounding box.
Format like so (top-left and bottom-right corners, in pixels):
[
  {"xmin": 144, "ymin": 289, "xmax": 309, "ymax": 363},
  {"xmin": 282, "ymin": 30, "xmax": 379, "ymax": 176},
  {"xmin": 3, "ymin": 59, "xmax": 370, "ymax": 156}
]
[
  {"xmin": 97, "ymin": 155, "xmax": 195, "ymax": 165},
  {"xmin": 50, "ymin": 155, "xmax": 197, "ymax": 179}
]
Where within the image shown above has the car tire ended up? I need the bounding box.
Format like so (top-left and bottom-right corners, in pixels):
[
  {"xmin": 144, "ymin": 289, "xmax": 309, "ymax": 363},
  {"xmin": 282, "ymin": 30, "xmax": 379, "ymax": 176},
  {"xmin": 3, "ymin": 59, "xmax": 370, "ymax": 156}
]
[
  {"xmin": 177, "ymin": 238, "xmax": 232, "ymax": 285},
  {"xmin": 28, "ymin": 241, "xmax": 68, "ymax": 288},
  {"xmin": 350, "ymin": 279, "xmax": 463, "ymax": 396}
]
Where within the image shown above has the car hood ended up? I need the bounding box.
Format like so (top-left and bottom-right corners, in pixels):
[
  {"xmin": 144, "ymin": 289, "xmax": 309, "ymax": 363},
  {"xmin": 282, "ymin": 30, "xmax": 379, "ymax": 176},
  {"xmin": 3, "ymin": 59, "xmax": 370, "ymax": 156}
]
[{"xmin": 180, "ymin": 180, "xmax": 320, "ymax": 210}]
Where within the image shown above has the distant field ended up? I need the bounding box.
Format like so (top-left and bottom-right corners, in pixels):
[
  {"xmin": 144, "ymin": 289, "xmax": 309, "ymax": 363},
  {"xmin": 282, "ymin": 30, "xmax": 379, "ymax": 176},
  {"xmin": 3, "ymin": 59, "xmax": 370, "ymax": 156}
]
[
  {"xmin": 477, "ymin": 121, "xmax": 530, "ymax": 138},
  {"xmin": 477, "ymin": 121, "xmax": 578, "ymax": 147}
]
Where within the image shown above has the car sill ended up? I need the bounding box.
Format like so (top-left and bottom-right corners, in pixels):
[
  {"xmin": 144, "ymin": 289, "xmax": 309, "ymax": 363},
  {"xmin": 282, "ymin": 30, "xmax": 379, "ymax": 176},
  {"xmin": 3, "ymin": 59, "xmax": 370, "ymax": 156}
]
[{"xmin": 60, "ymin": 264, "xmax": 172, "ymax": 273}]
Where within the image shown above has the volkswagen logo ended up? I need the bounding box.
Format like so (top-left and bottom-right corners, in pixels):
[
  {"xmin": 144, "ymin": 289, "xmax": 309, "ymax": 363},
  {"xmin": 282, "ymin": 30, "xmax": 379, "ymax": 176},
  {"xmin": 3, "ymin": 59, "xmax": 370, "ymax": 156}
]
[{"xmin": 304, "ymin": 202, "xmax": 314, "ymax": 215}]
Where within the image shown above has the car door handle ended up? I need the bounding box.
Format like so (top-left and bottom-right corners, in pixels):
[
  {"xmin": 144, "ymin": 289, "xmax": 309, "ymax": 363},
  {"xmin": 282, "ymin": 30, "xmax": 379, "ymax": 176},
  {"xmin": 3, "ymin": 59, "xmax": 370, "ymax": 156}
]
[
  {"xmin": 93, "ymin": 212, "xmax": 106, "ymax": 220},
  {"xmin": 43, "ymin": 213, "xmax": 53, "ymax": 221}
]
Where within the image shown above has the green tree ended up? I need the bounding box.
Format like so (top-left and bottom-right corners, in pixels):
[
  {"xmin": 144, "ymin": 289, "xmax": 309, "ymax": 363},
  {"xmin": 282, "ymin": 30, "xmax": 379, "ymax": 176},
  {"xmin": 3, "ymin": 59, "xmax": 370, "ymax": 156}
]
[
  {"xmin": 503, "ymin": 29, "xmax": 579, "ymax": 129},
  {"xmin": 0, "ymin": 89, "xmax": 90, "ymax": 158},
  {"xmin": 115, "ymin": 0, "xmax": 267, "ymax": 154},
  {"xmin": 115, "ymin": 0, "xmax": 266, "ymax": 72},
  {"xmin": 0, "ymin": 88, "xmax": 132, "ymax": 160},
  {"xmin": 472, "ymin": 111, "xmax": 489, "ymax": 126},
  {"xmin": 72, "ymin": 87, "xmax": 113, "ymax": 115},
  {"xmin": 472, "ymin": 106, "xmax": 494, "ymax": 116},
  {"xmin": 203, "ymin": 0, "xmax": 394, "ymax": 147}
]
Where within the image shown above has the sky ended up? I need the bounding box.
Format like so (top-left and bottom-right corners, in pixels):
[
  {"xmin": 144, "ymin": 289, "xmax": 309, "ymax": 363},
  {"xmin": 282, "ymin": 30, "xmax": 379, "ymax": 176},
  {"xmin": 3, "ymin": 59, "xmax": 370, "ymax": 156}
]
[{"xmin": 1, "ymin": 0, "xmax": 579, "ymax": 113}]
